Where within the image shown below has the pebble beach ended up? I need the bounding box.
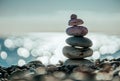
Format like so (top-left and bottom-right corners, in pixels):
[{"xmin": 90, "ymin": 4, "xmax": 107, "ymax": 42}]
[
  {"xmin": 0, "ymin": 0, "xmax": 120, "ymax": 80},
  {"xmin": 0, "ymin": 14, "xmax": 120, "ymax": 81},
  {"xmin": 1, "ymin": 58, "xmax": 120, "ymax": 81}
]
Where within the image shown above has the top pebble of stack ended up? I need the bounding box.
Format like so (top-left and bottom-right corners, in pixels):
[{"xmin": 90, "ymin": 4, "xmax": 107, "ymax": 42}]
[
  {"xmin": 67, "ymin": 14, "xmax": 88, "ymax": 36},
  {"xmin": 68, "ymin": 14, "xmax": 84, "ymax": 26},
  {"xmin": 70, "ymin": 14, "xmax": 77, "ymax": 19}
]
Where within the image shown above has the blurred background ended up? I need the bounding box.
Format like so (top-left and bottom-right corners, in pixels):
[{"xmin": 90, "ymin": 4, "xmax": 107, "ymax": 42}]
[
  {"xmin": 0, "ymin": 0, "xmax": 120, "ymax": 34},
  {"xmin": 0, "ymin": 0, "xmax": 120, "ymax": 67}
]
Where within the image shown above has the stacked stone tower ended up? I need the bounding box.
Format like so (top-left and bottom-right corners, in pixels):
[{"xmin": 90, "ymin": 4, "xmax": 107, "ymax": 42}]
[{"xmin": 63, "ymin": 14, "xmax": 93, "ymax": 65}]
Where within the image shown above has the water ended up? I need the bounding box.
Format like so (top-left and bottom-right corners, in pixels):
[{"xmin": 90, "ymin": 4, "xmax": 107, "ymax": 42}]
[{"xmin": 0, "ymin": 32, "xmax": 120, "ymax": 67}]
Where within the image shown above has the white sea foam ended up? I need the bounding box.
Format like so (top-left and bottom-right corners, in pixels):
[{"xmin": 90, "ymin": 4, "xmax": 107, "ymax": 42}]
[
  {"xmin": 92, "ymin": 51, "xmax": 100, "ymax": 59},
  {"xmin": 17, "ymin": 47, "xmax": 30, "ymax": 58},
  {"xmin": 36, "ymin": 56, "xmax": 49, "ymax": 65},
  {"xmin": 18, "ymin": 59, "xmax": 26, "ymax": 66},
  {"xmin": 0, "ymin": 51, "xmax": 8, "ymax": 60},
  {"xmin": 4, "ymin": 38, "xmax": 15, "ymax": 48},
  {"xmin": 88, "ymin": 33, "xmax": 120, "ymax": 54}
]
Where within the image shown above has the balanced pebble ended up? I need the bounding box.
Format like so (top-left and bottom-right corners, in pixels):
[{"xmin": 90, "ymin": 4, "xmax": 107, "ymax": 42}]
[{"xmin": 66, "ymin": 36, "xmax": 92, "ymax": 47}]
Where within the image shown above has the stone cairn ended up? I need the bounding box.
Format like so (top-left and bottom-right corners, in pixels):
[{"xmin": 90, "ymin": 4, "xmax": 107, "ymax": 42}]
[{"xmin": 63, "ymin": 14, "xmax": 93, "ymax": 65}]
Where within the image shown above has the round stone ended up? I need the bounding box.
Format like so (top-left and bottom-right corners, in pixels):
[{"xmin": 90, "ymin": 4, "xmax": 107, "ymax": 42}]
[
  {"xmin": 70, "ymin": 14, "xmax": 77, "ymax": 19},
  {"xmin": 62, "ymin": 46, "xmax": 93, "ymax": 59},
  {"xmin": 66, "ymin": 26, "xmax": 88, "ymax": 36},
  {"xmin": 68, "ymin": 19, "xmax": 84, "ymax": 26},
  {"xmin": 66, "ymin": 37, "xmax": 92, "ymax": 47},
  {"xmin": 64, "ymin": 59, "xmax": 94, "ymax": 66},
  {"xmin": 63, "ymin": 59, "xmax": 95, "ymax": 73}
]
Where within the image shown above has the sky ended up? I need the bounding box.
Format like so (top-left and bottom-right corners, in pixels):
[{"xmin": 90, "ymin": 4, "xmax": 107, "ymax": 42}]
[{"xmin": 0, "ymin": 0, "xmax": 120, "ymax": 34}]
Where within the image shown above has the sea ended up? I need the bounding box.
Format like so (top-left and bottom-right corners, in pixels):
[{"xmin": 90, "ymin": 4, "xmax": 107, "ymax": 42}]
[{"xmin": 0, "ymin": 32, "xmax": 120, "ymax": 67}]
